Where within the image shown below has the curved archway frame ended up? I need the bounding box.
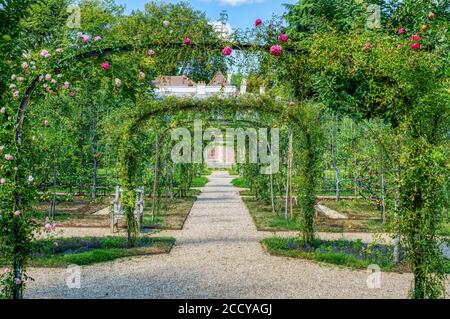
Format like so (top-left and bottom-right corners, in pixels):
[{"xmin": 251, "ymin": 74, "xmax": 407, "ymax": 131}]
[
  {"xmin": 116, "ymin": 95, "xmax": 310, "ymax": 243},
  {"xmin": 3, "ymin": 32, "xmax": 307, "ymax": 299}
]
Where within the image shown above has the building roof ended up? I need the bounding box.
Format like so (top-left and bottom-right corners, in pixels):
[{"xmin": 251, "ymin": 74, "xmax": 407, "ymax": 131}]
[
  {"xmin": 208, "ymin": 71, "xmax": 229, "ymax": 86},
  {"xmin": 153, "ymin": 71, "xmax": 230, "ymax": 88},
  {"xmin": 153, "ymin": 75, "xmax": 195, "ymax": 87}
]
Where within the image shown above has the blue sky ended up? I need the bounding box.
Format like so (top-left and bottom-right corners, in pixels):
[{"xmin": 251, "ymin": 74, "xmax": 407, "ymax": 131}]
[{"xmin": 115, "ymin": 0, "xmax": 297, "ymax": 29}]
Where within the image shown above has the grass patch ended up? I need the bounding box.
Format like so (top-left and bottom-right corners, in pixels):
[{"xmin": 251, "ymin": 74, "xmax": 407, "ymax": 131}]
[
  {"xmin": 191, "ymin": 176, "xmax": 209, "ymax": 187},
  {"xmin": 232, "ymin": 177, "xmax": 250, "ymax": 189},
  {"xmin": 242, "ymin": 196, "xmax": 385, "ymax": 233},
  {"xmin": 1, "ymin": 236, "xmax": 175, "ymax": 268},
  {"xmin": 262, "ymin": 237, "xmax": 395, "ymax": 271},
  {"xmin": 143, "ymin": 196, "xmax": 196, "ymax": 230},
  {"xmin": 320, "ymin": 199, "xmax": 381, "ymax": 219}
]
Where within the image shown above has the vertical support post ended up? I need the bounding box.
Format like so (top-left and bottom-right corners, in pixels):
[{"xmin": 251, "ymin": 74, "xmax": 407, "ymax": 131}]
[{"xmin": 289, "ymin": 130, "xmax": 294, "ymax": 220}]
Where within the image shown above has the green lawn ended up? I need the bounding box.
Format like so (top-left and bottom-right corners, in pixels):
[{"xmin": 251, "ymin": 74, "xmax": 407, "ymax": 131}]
[
  {"xmin": 232, "ymin": 177, "xmax": 250, "ymax": 188},
  {"xmin": 0, "ymin": 236, "xmax": 175, "ymax": 268},
  {"xmin": 191, "ymin": 176, "xmax": 209, "ymax": 187}
]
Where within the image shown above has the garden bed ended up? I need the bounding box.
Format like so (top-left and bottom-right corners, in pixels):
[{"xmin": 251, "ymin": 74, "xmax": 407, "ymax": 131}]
[
  {"xmin": 262, "ymin": 237, "xmax": 397, "ymax": 271},
  {"xmin": 0, "ymin": 236, "xmax": 175, "ymax": 268},
  {"xmin": 242, "ymin": 197, "xmax": 385, "ymax": 233},
  {"xmin": 143, "ymin": 196, "xmax": 196, "ymax": 230},
  {"xmin": 262, "ymin": 237, "xmax": 450, "ymax": 273}
]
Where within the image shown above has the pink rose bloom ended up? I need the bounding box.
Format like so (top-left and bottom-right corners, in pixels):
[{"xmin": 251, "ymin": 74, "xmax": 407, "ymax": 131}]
[
  {"xmin": 411, "ymin": 43, "xmax": 421, "ymax": 50},
  {"xmin": 81, "ymin": 35, "xmax": 90, "ymax": 43},
  {"xmin": 115, "ymin": 78, "xmax": 122, "ymax": 88},
  {"xmin": 69, "ymin": 91, "xmax": 76, "ymax": 97},
  {"xmin": 45, "ymin": 74, "xmax": 52, "ymax": 81},
  {"xmin": 14, "ymin": 211, "xmax": 21, "ymax": 217},
  {"xmin": 14, "ymin": 278, "xmax": 21, "ymax": 285},
  {"xmin": 184, "ymin": 38, "xmax": 191, "ymax": 45},
  {"xmin": 51, "ymin": 79, "xmax": 57, "ymax": 84},
  {"xmin": 43, "ymin": 119, "xmax": 49, "ymax": 126},
  {"xmin": 398, "ymin": 28, "xmax": 406, "ymax": 35},
  {"xmin": 269, "ymin": 45, "xmax": 282, "ymax": 56},
  {"xmin": 163, "ymin": 20, "xmax": 170, "ymax": 28},
  {"xmin": 94, "ymin": 36, "xmax": 102, "ymax": 41},
  {"xmin": 147, "ymin": 49, "xmax": 155, "ymax": 56},
  {"xmin": 0, "ymin": 178, "xmax": 6, "ymax": 185},
  {"xmin": 21, "ymin": 62, "xmax": 29, "ymax": 70},
  {"xmin": 255, "ymin": 19, "xmax": 262, "ymax": 26},
  {"xmin": 5, "ymin": 154, "xmax": 14, "ymax": 161},
  {"xmin": 13, "ymin": 91, "xmax": 20, "ymax": 98},
  {"xmin": 222, "ymin": 46, "xmax": 233, "ymax": 56},
  {"xmin": 56, "ymin": 48, "xmax": 64, "ymax": 53},
  {"xmin": 16, "ymin": 77, "xmax": 24, "ymax": 82},
  {"xmin": 279, "ymin": 34, "xmax": 288, "ymax": 42},
  {"xmin": 28, "ymin": 175, "xmax": 34, "ymax": 182},
  {"xmin": 288, "ymin": 101, "xmax": 295, "ymax": 107},
  {"xmin": 40, "ymin": 50, "xmax": 51, "ymax": 58},
  {"xmin": 363, "ymin": 42, "xmax": 372, "ymax": 52},
  {"xmin": 44, "ymin": 223, "xmax": 52, "ymax": 231},
  {"xmin": 64, "ymin": 81, "xmax": 70, "ymax": 89},
  {"xmin": 428, "ymin": 12, "xmax": 436, "ymax": 20},
  {"xmin": 410, "ymin": 34, "xmax": 421, "ymax": 42},
  {"xmin": 101, "ymin": 62, "xmax": 110, "ymax": 70}
]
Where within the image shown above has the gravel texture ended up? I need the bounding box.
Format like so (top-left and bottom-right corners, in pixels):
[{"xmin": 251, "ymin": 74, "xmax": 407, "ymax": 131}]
[{"xmin": 26, "ymin": 171, "xmax": 448, "ymax": 299}]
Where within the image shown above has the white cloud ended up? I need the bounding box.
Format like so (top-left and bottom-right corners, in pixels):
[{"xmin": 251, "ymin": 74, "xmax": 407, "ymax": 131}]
[{"xmin": 209, "ymin": 21, "xmax": 234, "ymax": 41}]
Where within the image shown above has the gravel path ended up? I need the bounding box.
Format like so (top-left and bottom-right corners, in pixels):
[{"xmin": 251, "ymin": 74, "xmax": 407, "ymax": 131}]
[{"xmin": 26, "ymin": 171, "xmax": 448, "ymax": 299}]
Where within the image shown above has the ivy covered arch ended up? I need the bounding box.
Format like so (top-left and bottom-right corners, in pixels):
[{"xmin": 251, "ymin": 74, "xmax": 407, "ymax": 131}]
[{"xmin": 114, "ymin": 95, "xmax": 322, "ymax": 246}]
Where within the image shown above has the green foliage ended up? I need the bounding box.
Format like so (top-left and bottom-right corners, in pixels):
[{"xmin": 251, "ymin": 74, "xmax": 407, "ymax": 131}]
[
  {"xmin": 231, "ymin": 177, "xmax": 250, "ymax": 189},
  {"xmin": 263, "ymin": 237, "xmax": 394, "ymax": 271}
]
